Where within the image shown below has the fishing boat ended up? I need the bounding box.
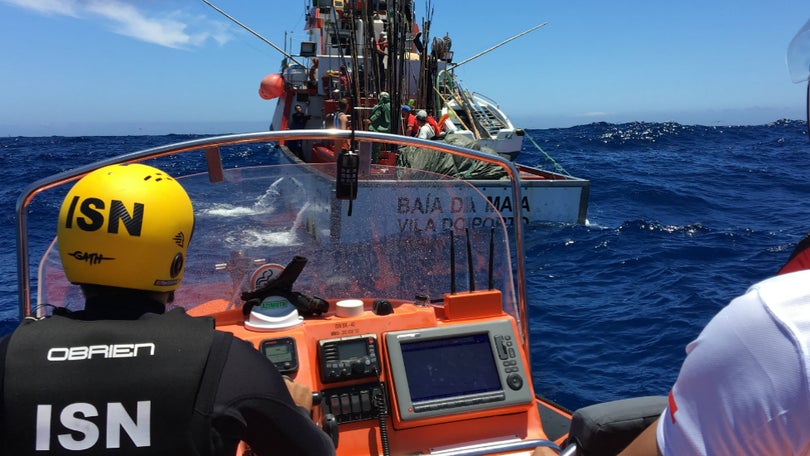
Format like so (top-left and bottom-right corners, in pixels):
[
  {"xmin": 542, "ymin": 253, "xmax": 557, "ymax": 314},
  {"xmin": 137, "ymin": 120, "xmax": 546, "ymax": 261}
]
[{"xmin": 210, "ymin": 0, "xmax": 590, "ymax": 226}]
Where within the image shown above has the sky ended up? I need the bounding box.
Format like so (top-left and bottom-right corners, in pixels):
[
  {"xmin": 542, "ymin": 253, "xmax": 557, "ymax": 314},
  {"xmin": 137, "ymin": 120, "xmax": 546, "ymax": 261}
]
[{"xmin": 0, "ymin": 0, "xmax": 808, "ymax": 136}]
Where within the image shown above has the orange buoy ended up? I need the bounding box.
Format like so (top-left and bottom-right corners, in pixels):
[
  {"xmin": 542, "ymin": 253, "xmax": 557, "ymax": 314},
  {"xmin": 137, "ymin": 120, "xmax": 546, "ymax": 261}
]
[{"xmin": 259, "ymin": 74, "xmax": 284, "ymax": 100}]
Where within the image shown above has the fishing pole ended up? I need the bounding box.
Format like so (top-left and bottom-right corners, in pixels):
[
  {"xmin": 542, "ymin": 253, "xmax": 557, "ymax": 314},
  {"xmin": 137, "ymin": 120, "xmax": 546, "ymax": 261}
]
[
  {"xmin": 447, "ymin": 22, "xmax": 548, "ymax": 71},
  {"xmin": 200, "ymin": 0, "xmax": 305, "ymax": 67}
]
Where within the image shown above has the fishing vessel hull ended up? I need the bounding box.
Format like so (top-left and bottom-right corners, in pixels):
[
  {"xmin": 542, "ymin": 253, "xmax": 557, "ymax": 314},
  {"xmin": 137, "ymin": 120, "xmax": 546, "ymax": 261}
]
[{"xmin": 280, "ymin": 142, "xmax": 590, "ymax": 226}]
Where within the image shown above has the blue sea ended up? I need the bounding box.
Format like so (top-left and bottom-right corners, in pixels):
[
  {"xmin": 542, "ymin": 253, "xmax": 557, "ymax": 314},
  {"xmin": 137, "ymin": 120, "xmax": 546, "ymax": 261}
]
[{"xmin": 2, "ymin": 120, "xmax": 808, "ymax": 413}]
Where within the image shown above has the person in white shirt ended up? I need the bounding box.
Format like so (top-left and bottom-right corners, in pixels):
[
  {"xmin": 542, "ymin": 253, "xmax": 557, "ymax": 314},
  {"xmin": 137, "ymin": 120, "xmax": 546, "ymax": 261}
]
[
  {"xmin": 620, "ymin": 268, "xmax": 810, "ymax": 455},
  {"xmin": 415, "ymin": 110, "xmax": 435, "ymax": 139}
]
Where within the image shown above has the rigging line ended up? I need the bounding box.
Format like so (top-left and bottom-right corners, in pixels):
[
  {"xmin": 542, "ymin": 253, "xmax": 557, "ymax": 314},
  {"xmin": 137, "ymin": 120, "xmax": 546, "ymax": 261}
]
[
  {"xmin": 431, "ymin": 85, "xmax": 472, "ymax": 132},
  {"xmin": 327, "ymin": 0, "xmax": 357, "ymax": 130},
  {"xmin": 449, "ymin": 230, "xmax": 456, "ymax": 294},
  {"xmin": 465, "ymin": 228, "xmax": 475, "ymax": 292},
  {"xmin": 524, "ymin": 133, "xmax": 571, "ymax": 176},
  {"xmin": 200, "ymin": 0, "xmax": 304, "ymax": 67},
  {"xmin": 328, "ymin": 4, "xmax": 350, "ymax": 68},
  {"xmin": 445, "ymin": 83, "xmax": 486, "ymax": 138},
  {"xmin": 448, "ymin": 22, "xmax": 548, "ymax": 71},
  {"xmin": 488, "ymin": 227, "xmax": 494, "ymax": 290},
  {"xmin": 421, "ymin": 4, "xmax": 434, "ymax": 109},
  {"xmin": 388, "ymin": 0, "xmax": 406, "ymax": 134},
  {"xmin": 342, "ymin": 10, "xmax": 360, "ymax": 148}
]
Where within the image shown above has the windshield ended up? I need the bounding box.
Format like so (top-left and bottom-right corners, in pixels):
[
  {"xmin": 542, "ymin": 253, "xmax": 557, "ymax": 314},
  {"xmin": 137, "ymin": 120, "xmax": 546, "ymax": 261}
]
[
  {"xmin": 788, "ymin": 18, "xmax": 810, "ymax": 83},
  {"xmin": 35, "ymin": 159, "xmax": 518, "ymax": 321}
]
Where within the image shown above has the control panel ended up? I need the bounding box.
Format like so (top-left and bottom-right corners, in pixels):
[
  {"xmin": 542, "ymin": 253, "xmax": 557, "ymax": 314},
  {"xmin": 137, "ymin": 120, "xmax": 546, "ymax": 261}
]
[
  {"xmin": 322, "ymin": 383, "xmax": 387, "ymax": 424},
  {"xmin": 494, "ymin": 333, "xmax": 524, "ymax": 390},
  {"xmin": 318, "ymin": 334, "xmax": 380, "ymax": 383},
  {"xmin": 385, "ymin": 319, "xmax": 533, "ymax": 422},
  {"xmin": 259, "ymin": 337, "xmax": 299, "ymax": 374}
]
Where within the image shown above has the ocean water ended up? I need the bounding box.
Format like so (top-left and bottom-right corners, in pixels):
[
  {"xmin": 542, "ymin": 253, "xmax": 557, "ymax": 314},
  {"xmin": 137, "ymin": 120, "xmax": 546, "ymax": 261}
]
[{"xmin": 1, "ymin": 120, "xmax": 808, "ymax": 413}]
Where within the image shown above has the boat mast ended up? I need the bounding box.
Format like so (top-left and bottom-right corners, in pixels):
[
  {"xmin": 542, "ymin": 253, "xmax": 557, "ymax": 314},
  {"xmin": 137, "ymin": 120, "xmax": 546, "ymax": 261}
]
[
  {"xmin": 416, "ymin": 2, "xmax": 434, "ymax": 112},
  {"xmin": 388, "ymin": 0, "xmax": 402, "ymax": 136}
]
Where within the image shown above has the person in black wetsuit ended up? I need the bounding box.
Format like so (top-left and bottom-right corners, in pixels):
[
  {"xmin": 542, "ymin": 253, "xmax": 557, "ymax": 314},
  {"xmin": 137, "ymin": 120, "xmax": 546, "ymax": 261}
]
[
  {"xmin": 289, "ymin": 104, "xmax": 311, "ymax": 158},
  {"xmin": 0, "ymin": 163, "xmax": 335, "ymax": 456}
]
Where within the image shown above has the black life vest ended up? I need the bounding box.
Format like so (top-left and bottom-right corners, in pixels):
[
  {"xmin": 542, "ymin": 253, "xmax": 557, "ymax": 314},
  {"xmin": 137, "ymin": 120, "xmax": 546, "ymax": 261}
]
[{"xmin": 3, "ymin": 308, "xmax": 216, "ymax": 455}]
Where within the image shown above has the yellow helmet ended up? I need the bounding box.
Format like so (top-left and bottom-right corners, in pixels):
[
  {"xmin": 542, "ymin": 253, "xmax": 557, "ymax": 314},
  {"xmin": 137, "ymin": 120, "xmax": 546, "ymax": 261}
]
[{"xmin": 57, "ymin": 164, "xmax": 194, "ymax": 292}]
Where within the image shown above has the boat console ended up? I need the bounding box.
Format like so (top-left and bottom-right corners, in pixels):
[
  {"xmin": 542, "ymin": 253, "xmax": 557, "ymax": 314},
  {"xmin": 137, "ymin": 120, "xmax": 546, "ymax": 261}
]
[{"xmin": 218, "ymin": 287, "xmax": 542, "ymax": 455}]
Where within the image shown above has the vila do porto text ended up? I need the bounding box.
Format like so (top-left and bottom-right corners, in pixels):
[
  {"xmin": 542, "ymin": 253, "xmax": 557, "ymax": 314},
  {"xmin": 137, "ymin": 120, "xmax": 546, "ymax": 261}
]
[{"xmin": 396, "ymin": 194, "xmax": 530, "ymax": 232}]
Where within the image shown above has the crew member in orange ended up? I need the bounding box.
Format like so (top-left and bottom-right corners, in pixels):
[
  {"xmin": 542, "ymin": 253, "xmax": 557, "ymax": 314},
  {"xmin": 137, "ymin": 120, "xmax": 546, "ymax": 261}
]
[
  {"xmin": 401, "ymin": 105, "xmax": 417, "ymax": 137},
  {"xmin": 426, "ymin": 111, "xmax": 439, "ymax": 135}
]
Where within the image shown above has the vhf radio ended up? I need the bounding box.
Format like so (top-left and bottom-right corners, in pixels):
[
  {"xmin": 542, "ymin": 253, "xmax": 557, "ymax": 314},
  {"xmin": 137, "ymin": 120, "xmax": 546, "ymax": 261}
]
[
  {"xmin": 336, "ymin": 150, "xmax": 359, "ymax": 200},
  {"xmin": 319, "ymin": 334, "xmax": 380, "ymax": 383}
]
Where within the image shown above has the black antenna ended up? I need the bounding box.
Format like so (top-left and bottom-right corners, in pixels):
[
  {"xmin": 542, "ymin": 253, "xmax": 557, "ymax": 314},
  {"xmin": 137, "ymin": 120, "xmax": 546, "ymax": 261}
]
[
  {"xmin": 488, "ymin": 227, "xmax": 494, "ymax": 290},
  {"xmin": 465, "ymin": 228, "xmax": 475, "ymax": 291},
  {"xmin": 449, "ymin": 230, "xmax": 456, "ymax": 294}
]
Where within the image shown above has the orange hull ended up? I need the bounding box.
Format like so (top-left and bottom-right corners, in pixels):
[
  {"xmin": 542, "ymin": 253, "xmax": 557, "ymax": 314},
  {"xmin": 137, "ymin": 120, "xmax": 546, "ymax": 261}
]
[{"xmin": 312, "ymin": 144, "xmax": 337, "ymax": 163}]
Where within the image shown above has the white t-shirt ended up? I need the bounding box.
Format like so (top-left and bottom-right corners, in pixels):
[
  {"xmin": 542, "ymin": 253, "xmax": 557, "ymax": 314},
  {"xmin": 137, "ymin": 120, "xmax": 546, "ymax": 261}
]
[
  {"xmin": 657, "ymin": 270, "xmax": 810, "ymax": 455},
  {"xmin": 416, "ymin": 123, "xmax": 435, "ymax": 139}
]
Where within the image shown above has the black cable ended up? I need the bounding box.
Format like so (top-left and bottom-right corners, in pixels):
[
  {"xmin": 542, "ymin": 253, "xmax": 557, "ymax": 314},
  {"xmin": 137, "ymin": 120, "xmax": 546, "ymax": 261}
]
[
  {"xmin": 465, "ymin": 228, "xmax": 475, "ymax": 291},
  {"xmin": 374, "ymin": 385, "xmax": 390, "ymax": 456}
]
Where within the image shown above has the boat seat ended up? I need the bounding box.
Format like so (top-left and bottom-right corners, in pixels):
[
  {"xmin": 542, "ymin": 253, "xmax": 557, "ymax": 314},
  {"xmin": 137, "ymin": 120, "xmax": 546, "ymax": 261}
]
[{"xmin": 563, "ymin": 395, "xmax": 667, "ymax": 456}]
